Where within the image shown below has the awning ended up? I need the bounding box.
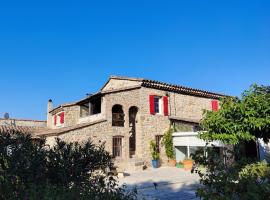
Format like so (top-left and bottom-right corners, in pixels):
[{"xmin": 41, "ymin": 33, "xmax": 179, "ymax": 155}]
[{"xmin": 172, "ymin": 132, "xmax": 224, "ymax": 147}]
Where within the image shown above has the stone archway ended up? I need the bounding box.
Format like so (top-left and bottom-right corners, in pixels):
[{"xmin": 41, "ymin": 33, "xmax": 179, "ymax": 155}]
[{"xmin": 129, "ymin": 106, "xmax": 138, "ymax": 158}]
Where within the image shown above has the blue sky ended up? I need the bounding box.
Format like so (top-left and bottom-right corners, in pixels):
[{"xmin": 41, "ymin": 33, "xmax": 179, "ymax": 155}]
[{"xmin": 0, "ymin": 0, "xmax": 269, "ymax": 120}]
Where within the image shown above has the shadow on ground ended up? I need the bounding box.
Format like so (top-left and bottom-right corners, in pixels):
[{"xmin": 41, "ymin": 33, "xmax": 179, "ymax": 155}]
[{"xmin": 123, "ymin": 180, "xmax": 199, "ymax": 200}]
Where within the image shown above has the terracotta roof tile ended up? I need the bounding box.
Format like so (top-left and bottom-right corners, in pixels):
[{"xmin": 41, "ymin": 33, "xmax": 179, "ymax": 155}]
[
  {"xmin": 141, "ymin": 79, "xmax": 227, "ymax": 99},
  {"xmin": 0, "ymin": 125, "xmax": 46, "ymax": 136}
]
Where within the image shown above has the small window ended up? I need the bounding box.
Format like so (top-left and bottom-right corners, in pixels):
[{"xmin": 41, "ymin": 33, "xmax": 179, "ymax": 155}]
[
  {"xmin": 113, "ymin": 137, "xmax": 122, "ymax": 157},
  {"xmin": 155, "ymin": 135, "xmax": 163, "ymax": 153},
  {"xmin": 53, "ymin": 112, "xmax": 65, "ymax": 126},
  {"xmin": 154, "ymin": 96, "xmax": 163, "ymax": 114},
  {"xmin": 154, "ymin": 97, "xmax": 160, "ymax": 113}
]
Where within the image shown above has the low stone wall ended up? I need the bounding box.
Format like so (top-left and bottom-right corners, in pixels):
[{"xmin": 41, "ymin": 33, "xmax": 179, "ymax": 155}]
[{"xmin": 0, "ymin": 118, "xmax": 46, "ymax": 127}]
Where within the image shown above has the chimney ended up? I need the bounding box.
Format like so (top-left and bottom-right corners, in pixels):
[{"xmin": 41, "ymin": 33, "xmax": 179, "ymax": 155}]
[
  {"xmin": 47, "ymin": 99, "xmax": 53, "ymax": 112},
  {"xmin": 47, "ymin": 99, "xmax": 53, "ymax": 128}
]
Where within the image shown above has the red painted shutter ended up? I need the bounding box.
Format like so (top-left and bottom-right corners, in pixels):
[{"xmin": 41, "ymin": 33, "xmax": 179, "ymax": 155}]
[
  {"xmin": 163, "ymin": 96, "xmax": 169, "ymax": 116},
  {"xmin": 149, "ymin": 95, "xmax": 155, "ymax": 115},
  {"xmin": 54, "ymin": 115, "xmax": 57, "ymax": 125},
  {"xmin": 60, "ymin": 112, "xmax": 65, "ymax": 124},
  {"xmin": 211, "ymin": 100, "xmax": 219, "ymax": 111}
]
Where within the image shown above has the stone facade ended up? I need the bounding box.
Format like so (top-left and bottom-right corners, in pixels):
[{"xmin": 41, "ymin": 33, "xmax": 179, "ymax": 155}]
[{"xmin": 39, "ymin": 76, "xmax": 225, "ymax": 171}]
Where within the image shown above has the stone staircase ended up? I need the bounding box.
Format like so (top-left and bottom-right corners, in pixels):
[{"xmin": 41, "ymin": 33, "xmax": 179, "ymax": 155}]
[
  {"xmin": 115, "ymin": 156, "xmax": 145, "ymax": 172},
  {"xmin": 126, "ymin": 157, "xmax": 145, "ymax": 171}
]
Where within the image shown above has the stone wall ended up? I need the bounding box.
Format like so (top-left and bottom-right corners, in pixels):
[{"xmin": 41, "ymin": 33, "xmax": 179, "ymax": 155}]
[
  {"xmin": 169, "ymin": 91, "xmax": 213, "ymax": 120},
  {"xmin": 138, "ymin": 87, "xmax": 217, "ymax": 165},
  {"xmin": 43, "ymin": 79, "xmax": 219, "ymax": 170},
  {"xmin": 102, "ymin": 78, "xmax": 141, "ymax": 91},
  {"xmin": 64, "ymin": 106, "xmax": 80, "ymax": 127},
  {"xmin": 139, "ymin": 88, "xmax": 170, "ymax": 165},
  {"xmin": 46, "ymin": 120, "xmax": 110, "ymax": 149},
  {"xmin": 0, "ymin": 118, "xmax": 46, "ymax": 127},
  {"xmin": 103, "ymin": 88, "xmax": 142, "ymax": 160}
]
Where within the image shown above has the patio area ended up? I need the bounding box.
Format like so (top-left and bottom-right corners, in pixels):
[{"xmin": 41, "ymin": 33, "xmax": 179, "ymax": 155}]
[{"xmin": 118, "ymin": 167, "xmax": 200, "ymax": 200}]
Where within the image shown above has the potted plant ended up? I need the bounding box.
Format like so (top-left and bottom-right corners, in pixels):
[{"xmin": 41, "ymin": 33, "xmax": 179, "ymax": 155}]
[
  {"xmin": 161, "ymin": 128, "xmax": 176, "ymax": 167},
  {"xmin": 150, "ymin": 140, "xmax": 160, "ymax": 168},
  {"xmin": 182, "ymin": 157, "xmax": 194, "ymax": 170},
  {"xmin": 176, "ymin": 162, "xmax": 184, "ymax": 168}
]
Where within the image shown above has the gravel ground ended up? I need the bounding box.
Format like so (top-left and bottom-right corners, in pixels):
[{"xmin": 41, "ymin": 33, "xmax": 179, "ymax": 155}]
[{"xmin": 118, "ymin": 167, "xmax": 200, "ymax": 200}]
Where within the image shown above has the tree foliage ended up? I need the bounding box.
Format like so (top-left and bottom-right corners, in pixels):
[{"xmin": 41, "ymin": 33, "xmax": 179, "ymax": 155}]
[
  {"xmin": 192, "ymin": 148, "xmax": 270, "ymax": 200},
  {"xmin": 199, "ymin": 84, "xmax": 270, "ymax": 144},
  {"xmin": 193, "ymin": 85, "xmax": 270, "ymax": 200},
  {"xmin": 161, "ymin": 128, "xmax": 175, "ymax": 160},
  {"xmin": 0, "ymin": 131, "xmax": 137, "ymax": 200}
]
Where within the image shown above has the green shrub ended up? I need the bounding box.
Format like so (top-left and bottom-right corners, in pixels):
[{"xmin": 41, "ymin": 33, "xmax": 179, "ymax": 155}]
[
  {"xmin": 161, "ymin": 128, "xmax": 175, "ymax": 160},
  {"xmin": 192, "ymin": 147, "xmax": 270, "ymax": 200},
  {"xmin": 0, "ymin": 131, "xmax": 137, "ymax": 200},
  {"xmin": 150, "ymin": 140, "xmax": 159, "ymax": 160}
]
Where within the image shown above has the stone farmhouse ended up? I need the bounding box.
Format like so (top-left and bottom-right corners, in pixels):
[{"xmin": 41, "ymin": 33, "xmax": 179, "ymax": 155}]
[{"xmin": 36, "ymin": 76, "xmax": 226, "ymax": 170}]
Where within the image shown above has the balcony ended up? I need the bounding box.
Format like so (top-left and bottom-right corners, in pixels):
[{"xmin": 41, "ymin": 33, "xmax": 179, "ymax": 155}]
[{"xmin": 78, "ymin": 113, "xmax": 105, "ymax": 124}]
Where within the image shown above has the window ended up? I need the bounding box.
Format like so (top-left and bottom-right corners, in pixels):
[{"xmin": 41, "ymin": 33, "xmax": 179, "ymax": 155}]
[
  {"xmin": 154, "ymin": 96, "xmax": 160, "ymax": 114},
  {"xmin": 53, "ymin": 112, "xmax": 65, "ymax": 126},
  {"xmin": 155, "ymin": 135, "xmax": 163, "ymax": 153},
  {"xmin": 150, "ymin": 95, "xmax": 168, "ymax": 116},
  {"xmin": 79, "ymin": 97, "xmax": 102, "ymax": 118},
  {"xmin": 113, "ymin": 137, "xmax": 122, "ymax": 157},
  {"xmin": 211, "ymin": 100, "xmax": 219, "ymax": 111},
  {"xmin": 112, "ymin": 105, "xmax": 125, "ymax": 127}
]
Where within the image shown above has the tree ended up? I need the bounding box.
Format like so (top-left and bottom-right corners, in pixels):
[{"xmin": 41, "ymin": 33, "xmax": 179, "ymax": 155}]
[
  {"xmin": 199, "ymin": 84, "xmax": 270, "ymax": 144},
  {"xmin": 192, "ymin": 85, "xmax": 270, "ymax": 200},
  {"xmin": 0, "ymin": 131, "xmax": 137, "ymax": 200}
]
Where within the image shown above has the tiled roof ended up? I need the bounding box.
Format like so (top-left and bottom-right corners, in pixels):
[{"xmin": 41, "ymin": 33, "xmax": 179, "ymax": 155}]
[
  {"xmin": 141, "ymin": 79, "xmax": 227, "ymax": 99},
  {"xmin": 109, "ymin": 76, "xmax": 228, "ymax": 99},
  {"xmin": 0, "ymin": 125, "xmax": 46, "ymax": 136},
  {"xmin": 51, "ymin": 75, "xmax": 228, "ymax": 112},
  {"xmin": 49, "ymin": 102, "xmax": 77, "ymax": 114}
]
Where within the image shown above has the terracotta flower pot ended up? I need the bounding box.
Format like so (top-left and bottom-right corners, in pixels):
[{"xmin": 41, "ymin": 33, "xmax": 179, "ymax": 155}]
[
  {"xmin": 182, "ymin": 160, "xmax": 193, "ymax": 171},
  {"xmin": 168, "ymin": 159, "xmax": 176, "ymax": 167}
]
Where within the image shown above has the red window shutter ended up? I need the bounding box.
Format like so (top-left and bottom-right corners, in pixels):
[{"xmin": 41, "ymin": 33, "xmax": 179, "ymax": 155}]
[
  {"xmin": 54, "ymin": 115, "xmax": 57, "ymax": 125},
  {"xmin": 211, "ymin": 100, "xmax": 219, "ymax": 111},
  {"xmin": 163, "ymin": 96, "xmax": 169, "ymax": 116},
  {"xmin": 60, "ymin": 112, "xmax": 65, "ymax": 124},
  {"xmin": 149, "ymin": 95, "xmax": 155, "ymax": 115}
]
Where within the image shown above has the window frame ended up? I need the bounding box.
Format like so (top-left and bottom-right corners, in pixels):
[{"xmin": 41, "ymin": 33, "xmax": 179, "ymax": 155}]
[
  {"xmin": 112, "ymin": 136, "xmax": 123, "ymax": 158},
  {"xmin": 154, "ymin": 96, "xmax": 163, "ymax": 115}
]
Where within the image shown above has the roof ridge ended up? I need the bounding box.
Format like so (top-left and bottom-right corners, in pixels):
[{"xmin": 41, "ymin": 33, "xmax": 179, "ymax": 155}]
[
  {"xmin": 109, "ymin": 76, "xmax": 228, "ymax": 97},
  {"xmin": 142, "ymin": 78, "xmax": 228, "ymax": 98},
  {"xmin": 110, "ymin": 75, "xmax": 144, "ymax": 81}
]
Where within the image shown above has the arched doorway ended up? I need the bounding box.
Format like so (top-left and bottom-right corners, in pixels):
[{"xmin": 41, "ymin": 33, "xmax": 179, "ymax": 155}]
[{"xmin": 129, "ymin": 106, "xmax": 138, "ymax": 158}]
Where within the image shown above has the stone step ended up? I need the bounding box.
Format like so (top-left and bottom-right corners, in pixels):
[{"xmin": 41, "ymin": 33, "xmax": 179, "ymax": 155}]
[{"xmin": 115, "ymin": 158, "xmax": 146, "ymax": 172}]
